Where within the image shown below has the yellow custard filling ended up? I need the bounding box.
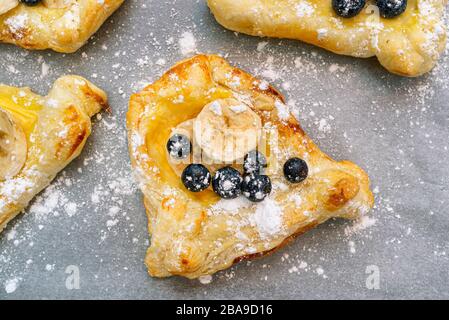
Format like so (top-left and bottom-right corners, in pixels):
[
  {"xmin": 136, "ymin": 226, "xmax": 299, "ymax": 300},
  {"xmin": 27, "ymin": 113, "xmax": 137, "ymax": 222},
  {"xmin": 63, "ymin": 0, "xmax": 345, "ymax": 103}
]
[
  {"xmin": 0, "ymin": 87, "xmax": 42, "ymax": 138},
  {"xmin": 145, "ymin": 87, "xmax": 232, "ymax": 206}
]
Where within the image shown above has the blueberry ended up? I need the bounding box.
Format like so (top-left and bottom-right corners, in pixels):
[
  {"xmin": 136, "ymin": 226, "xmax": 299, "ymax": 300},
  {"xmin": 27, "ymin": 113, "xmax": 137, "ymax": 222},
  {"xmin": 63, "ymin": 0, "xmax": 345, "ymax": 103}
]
[
  {"xmin": 376, "ymin": 0, "xmax": 407, "ymax": 18},
  {"xmin": 181, "ymin": 164, "xmax": 211, "ymax": 192},
  {"xmin": 332, "ymin": 0, "xmax": 366, "ymax": 18},
  {"xmin": 167, "ymin": 134, "xmax": 191, "ymax": 160},
  {"xmin": 283, "ymin": 158, "xmax": 308, "ymax": 183},
  {"xmin": 243, "ymin": 150, "xmax": 267, "ymax": 174},
  {"xmin": 241, "ymin": 174, "xmax": 272, "ymax": 203},
  {"xmin": 21, "ymin": 0, "xmax": 41, "ymax": 5},
  {"xmin": 212, "ymin": 167, "xmax": 243, "ymax": 199}
]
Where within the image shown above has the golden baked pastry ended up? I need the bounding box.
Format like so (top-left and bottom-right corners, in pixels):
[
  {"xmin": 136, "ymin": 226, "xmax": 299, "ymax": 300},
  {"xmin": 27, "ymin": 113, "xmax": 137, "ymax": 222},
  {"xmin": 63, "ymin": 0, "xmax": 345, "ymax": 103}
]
[
  {"xmin": 0, "ymin": 0, "xmax": 124, "ymax": 53},
  {"xmin": 207, "ymin": 0, "xmax": 447, "ymax": 77},
  {"xmin": 0, "ymin": 76, "xmax": 108, "ymax": 233},
  {"xmin": 127, "ymin": 54, "xmax": 374, "ymax": 279}
]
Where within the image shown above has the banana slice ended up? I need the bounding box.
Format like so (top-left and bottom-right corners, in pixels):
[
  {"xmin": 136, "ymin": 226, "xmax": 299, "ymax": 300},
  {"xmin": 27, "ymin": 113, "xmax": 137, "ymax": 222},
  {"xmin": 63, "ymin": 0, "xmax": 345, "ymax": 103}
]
[
  {"xmin": 0, "ymin": 0, "xmax": 19, "ymax": 15},
  {"xmin": 43, "ymin": 0, "xmax": 70, "ymax": 9},
  {"xmin": 0, "ymin": 108, "xmax": 27, "ymax": 181},
  {"xmin": 193, "ymin": 98, "xmax": 262, "ymax": 163}
]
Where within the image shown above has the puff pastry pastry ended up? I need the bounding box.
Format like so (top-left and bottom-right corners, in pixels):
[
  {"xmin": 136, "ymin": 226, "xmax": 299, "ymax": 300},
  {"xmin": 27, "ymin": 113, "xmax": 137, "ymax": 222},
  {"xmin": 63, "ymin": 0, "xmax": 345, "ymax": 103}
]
[
  {"xmin": 0, "ymin": 0, "xmax": 124, "ymax": 53},
  {"xmin": 127, "ymin": 55, "xmax": 374, "ymax": 279},
  {"xmin": 0, "ymin": 76, "xmax": 108, "ymax": 233},
  {"xmin": 207, "ymin": 0, "xmax": 448, "ymax": 76}
]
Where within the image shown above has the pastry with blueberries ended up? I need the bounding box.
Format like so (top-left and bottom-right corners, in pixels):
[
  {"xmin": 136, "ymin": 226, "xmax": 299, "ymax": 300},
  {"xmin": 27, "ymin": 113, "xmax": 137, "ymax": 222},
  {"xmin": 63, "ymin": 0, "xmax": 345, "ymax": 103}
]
[
  {"xmin": 0, "ymin": 0, "xmax": 124, "ymax": 53},
  {"xmin": 207, "ymin": 0, "xmax": 447, "ymax": 76},
  {"xmin": 127, "ymin": 55, "xmax": 374, "ymax": 279}
]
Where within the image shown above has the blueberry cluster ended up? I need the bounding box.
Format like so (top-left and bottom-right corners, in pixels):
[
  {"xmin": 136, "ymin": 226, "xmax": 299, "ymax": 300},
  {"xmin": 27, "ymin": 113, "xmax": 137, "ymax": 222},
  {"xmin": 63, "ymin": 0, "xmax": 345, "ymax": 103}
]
[
  {"xmin": 177, "ymin": 148, "xmax": 273, "ymax": 203},
  {"xmin": 332, "ymin": 0, "xmax": 407, "ymax": 19},
  {"xmin": 167, "ymin": 135, "xmax": 309, "ymax": 202}
]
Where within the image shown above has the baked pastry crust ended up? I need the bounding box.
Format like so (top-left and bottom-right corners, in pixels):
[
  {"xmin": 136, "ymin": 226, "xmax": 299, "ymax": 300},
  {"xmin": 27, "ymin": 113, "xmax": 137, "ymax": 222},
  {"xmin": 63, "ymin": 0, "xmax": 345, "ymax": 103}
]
[
  {"xmin": 0, "ymin": 76, "xmax": 108, "ymax": 233},
  {"xmin": 127, "ymin": 54, "xmax": 374, "ymax": 279},
  {"xmin": 0, "ymin": 0, "xmax": 124, "ymax": 53},
  {"xmin": 207, "ymin": 0, "xmax": 448, "ymax": 77}
]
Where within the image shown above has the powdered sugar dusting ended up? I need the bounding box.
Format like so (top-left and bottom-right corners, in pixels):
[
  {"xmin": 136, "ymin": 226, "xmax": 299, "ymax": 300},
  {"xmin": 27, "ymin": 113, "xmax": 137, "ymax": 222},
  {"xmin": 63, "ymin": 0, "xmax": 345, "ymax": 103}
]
[
  {"xmin": 296, "ymin": 1, "xmax": 314, "ymax": 18},
  {"xmin": 179, "ymin": 31, "xmax": 197, "ymax": 56},
  {"xmin": 5, "ymin": 14, "xmax": 28, "ymax": 38},
  {"xmin": 4, "ymin": 278, "xmax": 20, "ymax": 294},
  {"xmin": 198, "ymin": 275, "xmax": 213, "ymax": 285},
  {"xmin": 249, "ymin": 198, "xmax": 283, "ymax": 239},
  {"xmin": 345, "ymin": 216, "xmax": 377, "ymax": 236},
  {"xmin": 209, "ymin": 196, "xmax": 253, "ymax": 215}
]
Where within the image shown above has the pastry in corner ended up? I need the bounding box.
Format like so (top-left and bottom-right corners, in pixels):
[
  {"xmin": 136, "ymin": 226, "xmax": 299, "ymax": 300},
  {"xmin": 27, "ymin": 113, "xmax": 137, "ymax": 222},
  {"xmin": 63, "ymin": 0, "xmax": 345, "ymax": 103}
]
[
  {"xmin": 127, "ymin": 54, "xmax": 374, "ymax": 279},
  {"xmin": 207, "ymin": 0, "xmax": 447, "ymax": 77},
  {"xmin": 0, "ymin": 75, "xmax": 108, "ymax": 233},
  {"xmin": 0, "ymin": 0, "xmax": 125, "ymax": 53}
]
